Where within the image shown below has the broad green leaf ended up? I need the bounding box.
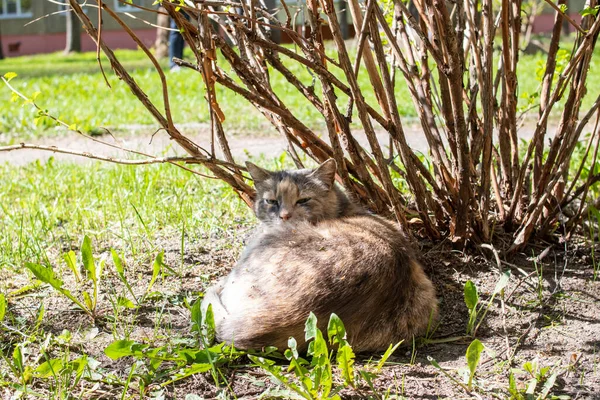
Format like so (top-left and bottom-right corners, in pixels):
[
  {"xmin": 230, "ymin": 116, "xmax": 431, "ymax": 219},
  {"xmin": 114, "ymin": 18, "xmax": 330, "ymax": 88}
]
[
  {"xmin": 0, "ymin": 293, "xmax": 6, "ymax": 322},
  {"xmin": 25, "ymin": 263, "xmax": 87, "ymax": 313},
  {"xmin": 63, "ymin": 251, "xmax": 81, "ymax": 282},
  {"xmin": 581, "ymin": 5, "xmax": 599, "ymax": 17},
  {"xmin": 464, "ymin": 280, "xmax": 479, "ymax": 310},
  {"xmin": 525, "ymin": 377, "xmax": 538, "ymax": 395},
  {"xmin": 190, "ymin": 299, "xmax": 202, "ymax": 333},
  {"xmin": 104, "ymin": 340, "xmax": 135, "ymax": 360},
  {"xmin": 34, "ymin": 359, "xmax": 64, "ymax": 378},
  {"xmin": 167, "ymin": 363, "xmax": 212, "ymax": 384},
  {"xmin": 305, "ymin": 312, "xmax": 318, "ymax": 341},
  {"xmin": 336, "ymin": 344, "xmax": 355, "ymax": 387},
  {"xmin": 466, "ymin": 339, "xmax": 484, "ymax": 388},
  {"xmin": 25, "ymin": 263, "xmax": 64, "ymax": 290},
  {"xmin": 202, "ymin": 303, "xmax": 215, "ymax": 343},
  {"xmin": 523, "ymin": 360, "xmax": 534, "ymax": 374},
  {"xmin": 81, "ymin": 236, "xmax": 96, "ymax": 283},
  {"xmin": 13, "ymin": 345, "xmax": 24, "ymax": 373},
  {"xmin": 71, "ymin": 356, "xmax": 88, "ymax": 386},
  {"xmin": 308, "ymin": 329, "xmax": 328, "ymax": 359},
  {"xmin": 3, "ymin": 72, "xmax": 17, "ymax": 82},
  {"xmin": 508, "ymin": 371, "xmax": 518, "ymax": 395},
  {"xmin": 327, "ymin": 313, "xmax": 346, "ymax": 345},
  {"xmin": 117, "ymin": 296, "xmax": 136, "ymax": 309},
  {"xmin": 376, "ymin": 342, "xmax": 401, "ymax": 372},
  {"xmin": 492, "ymin": 270, "xmax": 511, "ymax": 295}
]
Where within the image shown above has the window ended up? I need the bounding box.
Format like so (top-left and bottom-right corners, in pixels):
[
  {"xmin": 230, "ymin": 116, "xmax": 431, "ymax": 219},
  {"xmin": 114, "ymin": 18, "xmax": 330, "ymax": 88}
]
[
  {"xmin": 0, "ymin": 0, "xmax": 32, "ymax": 18},
  {"xmin": 114, "ymin": 0, "xmax": 142, "ymax": 12}
]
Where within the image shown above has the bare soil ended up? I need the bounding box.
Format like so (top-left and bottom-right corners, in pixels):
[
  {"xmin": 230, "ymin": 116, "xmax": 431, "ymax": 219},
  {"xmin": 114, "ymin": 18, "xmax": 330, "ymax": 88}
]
[
  {"xmin": 1, "ymin": 126, "xmax": 599, "ymax": 399},
  {"xmin": 2, "ymin": 228, "xmax": 599, "ymax": 399}
]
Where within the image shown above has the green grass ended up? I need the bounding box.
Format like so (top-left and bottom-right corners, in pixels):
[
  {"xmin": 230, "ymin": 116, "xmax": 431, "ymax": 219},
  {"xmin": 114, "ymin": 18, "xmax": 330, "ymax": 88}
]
[
  {"xmin": 2, "ymin": 41, "xmax": 600, "ymax": 144},
  {"xmin": 0, "ymin": 158, "xmax": 253, "ymax": 271},
  {"xmin": 0, "ymin": 47, "xmax": 407, "ymax": 143}
]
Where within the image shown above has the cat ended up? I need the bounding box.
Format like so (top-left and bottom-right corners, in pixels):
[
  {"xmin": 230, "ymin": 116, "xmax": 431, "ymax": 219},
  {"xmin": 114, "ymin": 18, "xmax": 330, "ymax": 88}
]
[{"xmin": 201, "ymin": 159, "xmax": 438, "ymax": 352}]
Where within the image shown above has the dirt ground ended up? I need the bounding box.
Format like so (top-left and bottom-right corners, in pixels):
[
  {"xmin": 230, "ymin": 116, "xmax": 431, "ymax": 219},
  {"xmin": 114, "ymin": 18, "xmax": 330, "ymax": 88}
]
[
  {"xmin": 1, "ymin": 127, "xmax": 599, "ymax": 399},
  {"xmin": 2, "ymin": 227, "xmax": 599, "ymax": 399},
  {"xmin": 0, "ymin": 120, "xmax": 543, "ymax": 166}
]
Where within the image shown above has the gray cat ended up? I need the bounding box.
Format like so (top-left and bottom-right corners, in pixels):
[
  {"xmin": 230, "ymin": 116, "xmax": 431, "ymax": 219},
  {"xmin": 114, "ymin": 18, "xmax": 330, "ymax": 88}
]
[{"xmin": 201, "ymin": 159, "xmax": 438, "ymax": 352}]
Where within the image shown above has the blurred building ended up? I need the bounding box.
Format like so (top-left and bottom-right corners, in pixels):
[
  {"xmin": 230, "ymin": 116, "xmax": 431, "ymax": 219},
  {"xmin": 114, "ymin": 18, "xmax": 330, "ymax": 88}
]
[
  {"xmin": 0, "ymin": 0, "xmax": 590, "ymax": 57},
  {"xmin": 0, "ymin": 0, "xmax": 155, "ymax": 56}
]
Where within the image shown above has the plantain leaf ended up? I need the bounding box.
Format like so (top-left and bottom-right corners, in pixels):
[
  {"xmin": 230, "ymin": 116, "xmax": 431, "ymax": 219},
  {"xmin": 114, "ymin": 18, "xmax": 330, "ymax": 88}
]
[
  {"xmin": 81, "ymin": 236, "xmax": 96, "ymax": 283},
  {"xmin": 25, "ymin": 263, "xmax": 64, "ymax": 290},
  {"xmin": 190, "ymin": 299, "xmax": 202, "ymax": 333},
  {"xmin": 104, "ymin": 340, "xmax": 135, "ymax": 360},
  {"xmin": 466, "ymin": 339, "xmax": 484, "ymax": 389},
  {"xmin": 34, "ymin": 359, "xmax": 64, "ymax": 378},
  {"xmin": 82, "ymin": 292, "xmax": 93, "ymax": 312},
  {"xmin": 464, "ymin": 280, "xmax": 479, "ymax": 310}
]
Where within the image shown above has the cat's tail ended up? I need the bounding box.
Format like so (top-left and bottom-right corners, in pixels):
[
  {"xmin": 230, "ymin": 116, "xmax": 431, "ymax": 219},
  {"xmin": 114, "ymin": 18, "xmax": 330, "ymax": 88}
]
[{"xmin": 201, "ymin": 280, "xmax": 229, "ymax": 327}]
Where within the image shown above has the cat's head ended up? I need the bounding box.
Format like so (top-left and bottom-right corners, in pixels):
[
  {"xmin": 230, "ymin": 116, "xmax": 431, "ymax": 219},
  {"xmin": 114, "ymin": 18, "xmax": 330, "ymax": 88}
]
[{"xmin": 246, "ymin": 159, "xmax": 341, "ymax": 224}]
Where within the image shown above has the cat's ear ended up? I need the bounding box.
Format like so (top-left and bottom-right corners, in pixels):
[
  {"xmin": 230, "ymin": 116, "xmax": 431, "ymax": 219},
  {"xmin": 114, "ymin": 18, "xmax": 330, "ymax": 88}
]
[
  {"xmin": 246, "ymin": 162, "xmax": 272, "ymax": 185},
  {"xmin": 309, "ymin": 159, "xmax": 337, "ymax": 189}
]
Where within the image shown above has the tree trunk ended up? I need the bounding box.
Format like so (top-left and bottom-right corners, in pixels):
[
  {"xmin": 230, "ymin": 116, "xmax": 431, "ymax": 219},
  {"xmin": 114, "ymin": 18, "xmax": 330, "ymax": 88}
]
[
  {"xmin": 155, "ymin": 6, "xmax": 169, "ymax": 58},
  {"xmin": 65, "ymin": 7, "xmax": 81, "ymax": 54}
]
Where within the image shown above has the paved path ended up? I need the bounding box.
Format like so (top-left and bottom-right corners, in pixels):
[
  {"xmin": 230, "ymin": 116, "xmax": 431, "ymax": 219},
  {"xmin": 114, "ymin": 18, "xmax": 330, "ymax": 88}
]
[{"xmin": 0, "ymin": 120, "xmax": 557, "ymax": 166}]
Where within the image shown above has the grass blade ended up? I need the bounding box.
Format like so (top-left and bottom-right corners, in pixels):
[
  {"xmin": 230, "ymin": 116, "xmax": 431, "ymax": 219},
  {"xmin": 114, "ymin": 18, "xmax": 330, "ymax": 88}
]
[
  {"xmin": 147, "ymin": 251, "xmax": 164, "ymax": 295},
  {"xmin": 63, "ymin": 250, "xmax": 81, "ymax": 282},
  {"xmin": 0, "ymin": 293, "xmax": 6, "ymax": 322}
]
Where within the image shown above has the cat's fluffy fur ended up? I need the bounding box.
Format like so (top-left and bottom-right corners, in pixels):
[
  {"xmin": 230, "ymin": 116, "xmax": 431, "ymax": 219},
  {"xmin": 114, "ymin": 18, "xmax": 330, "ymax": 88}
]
[{"xmin": 201, "ymin": 160, "xmax": 437, "ymax": 352}]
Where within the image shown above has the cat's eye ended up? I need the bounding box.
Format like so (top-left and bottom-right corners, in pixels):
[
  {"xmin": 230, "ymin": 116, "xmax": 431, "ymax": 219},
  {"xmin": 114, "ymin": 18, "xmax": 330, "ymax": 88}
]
[
  {"xmin": 265, "ymin": 199, "xmax": 278, "ymax": 205},
  {"xmin": 296, "ymin": 198, "xmax": 311, "ymax": 205}
]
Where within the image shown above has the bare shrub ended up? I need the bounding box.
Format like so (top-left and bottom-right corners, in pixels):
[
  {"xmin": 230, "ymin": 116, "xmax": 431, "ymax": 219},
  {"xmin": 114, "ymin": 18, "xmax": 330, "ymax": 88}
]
[{"xmin": 56, "ymin": 0, "xmax": 600, "ymax": 249}]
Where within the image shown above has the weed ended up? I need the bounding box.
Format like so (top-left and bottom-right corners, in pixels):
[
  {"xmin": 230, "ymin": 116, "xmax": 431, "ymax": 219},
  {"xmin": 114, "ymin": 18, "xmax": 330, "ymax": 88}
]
[
  {"xmin": 464, "ymin": 270, "xmax": 511, "ymax": 336},
  {"xmin": 250, "ymin": 312, "xmax": 400, "ymax": 399},
  {"xmin": 428, "ymin": 338, "xmax": 495, "ymax": 395},
  {"xmin": 24, "ymin": 235, "xmax": 104, "ymax": 320},
  {"xmin": 508, "ymin": 358, "xmax": 565, "ymax": 400}
]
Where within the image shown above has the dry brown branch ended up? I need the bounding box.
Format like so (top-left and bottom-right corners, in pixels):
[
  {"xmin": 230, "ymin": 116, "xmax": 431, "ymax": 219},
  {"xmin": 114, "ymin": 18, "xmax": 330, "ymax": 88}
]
[
  {"xmin": 0, "ymin": 144, "xmax": 227, "ymax": 177},
  {"xmin": 14, "ymin": 0, "xmax": 593, "ymax": 251}
]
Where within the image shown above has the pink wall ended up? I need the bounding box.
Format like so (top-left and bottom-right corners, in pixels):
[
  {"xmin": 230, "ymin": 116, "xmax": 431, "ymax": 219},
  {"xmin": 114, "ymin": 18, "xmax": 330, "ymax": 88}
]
[
  {"xmin": 531, "ymin": 13, "xmax": 583, "ymax": 34},
  {"xmin": 0, "ymin": 13, "xmax": 588, "ymax": 57},
  {"xmin": 1, "ymin": 28, "xmax": 156, "ymax": 57}
]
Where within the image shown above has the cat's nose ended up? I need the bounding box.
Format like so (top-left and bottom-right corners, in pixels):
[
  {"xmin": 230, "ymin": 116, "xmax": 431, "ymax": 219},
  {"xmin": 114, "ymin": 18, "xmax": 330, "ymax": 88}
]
[{"xmin": 280, "ymin": 211, "xmax": 292, "ymax": 220}]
